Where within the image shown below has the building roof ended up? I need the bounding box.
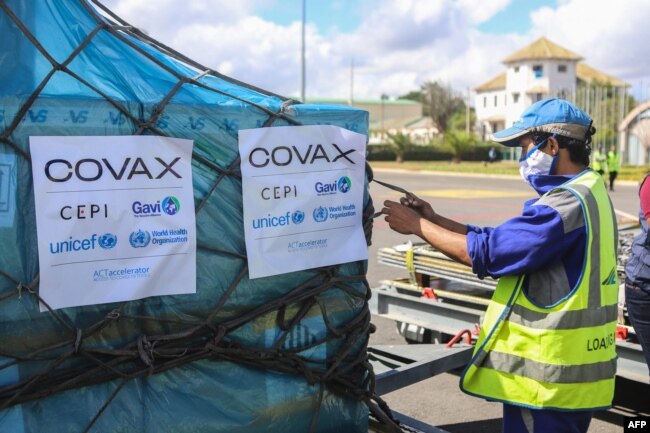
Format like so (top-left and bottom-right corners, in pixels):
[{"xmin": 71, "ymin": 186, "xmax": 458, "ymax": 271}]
[
  {"xmin": 404, "ymin": 116, "xmax": 437, "ymax": 129},
  {"xmin": 306, "ymin": 97, "xmax": 420, "ymax": 106},
  {"xmin": 369, "ymin": 115, "xmax": 425, "ymax": 130},
  {"xmin": 576, "ymin": 63, "xmax": 627, "ymax": 87},
  {"xmin": 484, "ymin": 114, "xmax": 506, "ymax": 122},
  {"xmin": 525, "ymin": 85, "xmax": 548, "ymax": 94},
  {"xmin": 502, "ymin": 37, "xmax": 583, "ymax": 64},
  {"xmin": 474, "ymin": 72, "xmax": 506, "ymax": 92}
]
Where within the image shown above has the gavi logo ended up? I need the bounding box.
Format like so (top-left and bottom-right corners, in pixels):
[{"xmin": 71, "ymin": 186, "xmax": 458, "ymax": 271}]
[
  {"xmin": 315, "ymin": 176, "xmax": 352, "ymax": 196},
  {"xmin": 132, "ymin": 196, "xmax": 180, "ymax": 217}
]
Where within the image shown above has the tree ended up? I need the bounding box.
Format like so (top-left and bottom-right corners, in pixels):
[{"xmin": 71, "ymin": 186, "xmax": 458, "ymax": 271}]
[
  {"xmin": 386, "ymin": 131, "xmax": 413, "ymax": 163},
  {"xmin": 400, "ymin": 81, "xmax": 467, "ymax": 134},
  {"xmin": 423, "ymin": 81, "xmax": 466, "ymax": 133},
  {"xmin": 448, "ymin": 107, "xmax": 476, "ymax": 133},
  {"xmin": 572, "ymin": 81, "xmax": 636, "ymax": 148},
  {"xmin": 444, "ymin": 130, "xmax": 478, "ymax": 163}
]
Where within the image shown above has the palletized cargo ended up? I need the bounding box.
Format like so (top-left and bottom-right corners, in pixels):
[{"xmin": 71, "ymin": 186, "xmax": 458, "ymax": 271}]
[{"xmin": 0, "ymin": 1, "xmax": 384, "ymax": 432}]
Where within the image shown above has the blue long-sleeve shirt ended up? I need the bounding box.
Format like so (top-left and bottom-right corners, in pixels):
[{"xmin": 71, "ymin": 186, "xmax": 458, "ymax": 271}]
[{"xmin": 466, "ymin": 174, "xmax": 586, "ymax": 289}]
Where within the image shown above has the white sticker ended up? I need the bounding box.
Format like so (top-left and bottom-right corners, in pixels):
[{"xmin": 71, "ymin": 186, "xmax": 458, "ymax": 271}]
[
  {"xmin": 239, "ymin": 125, "xmax": 368, "ymax": 279},
  {"xmin": 30, "ymin": 136, "xmax": 196, "ymax": 311}
]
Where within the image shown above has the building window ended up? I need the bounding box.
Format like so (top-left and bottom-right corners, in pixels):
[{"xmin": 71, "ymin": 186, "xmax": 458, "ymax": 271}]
[
  {"xmin": 533, "ymin": 64, "xmax": 543, "ymax": 78},
  {"xmin": 558, "ymin": 64, "xmax": 567, "ymax": 73},
  {"xmin": 512, "ymin": 92, "xmax": 520, "ymax": 103},
  {"xmin": 514, "ymin": 66, "xmax": 520, "ymax": 73},
  {"xmin": 483, "ymin": 96, "xmax": 487, "ymax": 108},
  {"xmin": 494, "ymin": 95, "xmax": 498, "ymax": 106}
]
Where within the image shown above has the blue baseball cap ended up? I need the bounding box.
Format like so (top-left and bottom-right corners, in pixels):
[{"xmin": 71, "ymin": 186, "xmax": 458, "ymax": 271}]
[{"xmin": 492, "ymin": 98, "xmax": 592, "ymax": 147}]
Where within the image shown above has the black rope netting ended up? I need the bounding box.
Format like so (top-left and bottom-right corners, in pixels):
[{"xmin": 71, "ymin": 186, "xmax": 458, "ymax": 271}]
[{"xmin": 0, "ymin": 1, "xmax": 402, "ymax": 432}]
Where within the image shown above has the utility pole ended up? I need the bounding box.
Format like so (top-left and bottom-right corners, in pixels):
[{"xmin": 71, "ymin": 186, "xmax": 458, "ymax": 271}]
[
  {"xmin": 300, "ymin": 0, "xmax": 306, "ymax": 103},
  {"xmin": 466, "ymin": 87, "xmax": 470, "ymax": 134},
  {"xmin": 381, "ymin": 94, "xmax": 388, "ymax": 142},
  {"xmin": 348, "ymin": 58, "xmax": 354, "ymax": 106}
]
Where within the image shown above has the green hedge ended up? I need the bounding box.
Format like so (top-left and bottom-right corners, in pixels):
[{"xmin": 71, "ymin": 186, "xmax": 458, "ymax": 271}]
[{"xmin": 367, "ymin": 144, "xmax": 499, "ymax": 162}]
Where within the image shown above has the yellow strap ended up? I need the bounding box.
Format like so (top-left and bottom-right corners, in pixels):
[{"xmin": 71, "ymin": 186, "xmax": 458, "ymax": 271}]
[{"xmin": 406, "ymin": 247, "xmax": 418, "ymax": 286}]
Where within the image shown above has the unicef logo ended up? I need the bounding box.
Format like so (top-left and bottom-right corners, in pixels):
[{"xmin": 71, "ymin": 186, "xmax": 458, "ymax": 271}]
[
  {"xmin": 129, "ymin": 230, "xmax": 151, "ymax": 248},
  {"xmin": 291, "ymin": 210, "xmax": 305, "ymax": 224},
  {"xmin": 313, "ymin": 206, "xmax": 329, "ymax": 223},
  {"xmin": 98, "ymin": 233, "xmax": 117, "ymax": 249},
  {"xmin": 337, "ymin": 176, "xmax": 351, "ymax": 193},
  {"xmin": 162, "ymin": 196, "xmax": 180, "ymax": 215}
]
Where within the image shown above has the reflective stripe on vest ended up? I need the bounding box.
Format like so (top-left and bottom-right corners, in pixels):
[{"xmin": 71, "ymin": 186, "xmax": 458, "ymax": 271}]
[
  {"xmin": 482, "ymin": 351, "xmax": 617, "ymax": 383},
  {"xmin": 460, "ymin": 170, "xmax": 618, "ymax": 410}
]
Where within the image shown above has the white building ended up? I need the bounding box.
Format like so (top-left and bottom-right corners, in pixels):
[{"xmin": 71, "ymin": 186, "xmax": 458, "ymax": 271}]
[{"xmin": 475, "ymin": 37, "xmax": 626, "ymax": 141}]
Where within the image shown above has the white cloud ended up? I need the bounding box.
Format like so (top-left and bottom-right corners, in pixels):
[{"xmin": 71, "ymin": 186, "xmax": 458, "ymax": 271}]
[
  {"xmin": 456, "ymin": 0, "xmax": 511, "ymax": 24},
  {"xmin": 169, "ymin": 17, "xmax": 314, "ymax": 97},
  {"xmin": 95, "ymin": 0, "xmax": 650, "ymax": 102},
  {"xmin": 101, "ymin": 0, "xmax": 271, "ymax": 43},
  {"xmin": 529, "ymin": 0, "xmax": 650, "ymax": 86}
]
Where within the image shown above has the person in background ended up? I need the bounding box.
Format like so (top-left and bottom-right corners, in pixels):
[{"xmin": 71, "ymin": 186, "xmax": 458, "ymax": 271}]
[
  {"xmin": 593, "ymin": 145, "xmax": 606, "ymax": 176},
  {"xmin": 382, "ymin": 98, "xmax": 618, "ymax": 433},
  {"xmin": 623, "ymin": 175, "xmax": 650, "ymax": 377},
  {"xmin": 606, "ymin": 144, "xmax": 620, "ymax": 191},
  {"xmin": 488, "ymin": 146, "xmax": 498, "ymax": 163},
  {"xmin": 484, "ymin": 146, "xmax": 498, "ymax": 166}
]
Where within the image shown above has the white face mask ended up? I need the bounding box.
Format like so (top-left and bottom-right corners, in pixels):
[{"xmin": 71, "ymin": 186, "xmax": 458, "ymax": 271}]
[{"xmin": 519, "ymin": 136, "xmax": 557, "ymax": 185}]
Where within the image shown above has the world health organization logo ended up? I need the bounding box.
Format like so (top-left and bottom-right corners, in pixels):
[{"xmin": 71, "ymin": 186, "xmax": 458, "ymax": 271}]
[
  {"xmin": 129, "ymin": 229, "xmax": 151, "ymax": 248},
  {"xmin": 337, "ymin": 176, "xmax": 351, "ymax": 193},
  {"xmin": 98, "ymin": 233, "xmax": 117, "ymax": 249},
  {"xmin": 313, "ymin": 206, "xmax": 328, "ymax": 223},
  {"xmin": 162, "ymin": 196, "xmax": 180, "ymax": 215},
  {"xmin": 291, "ymin": 210, "xmax": 305, "ymax": 224}
]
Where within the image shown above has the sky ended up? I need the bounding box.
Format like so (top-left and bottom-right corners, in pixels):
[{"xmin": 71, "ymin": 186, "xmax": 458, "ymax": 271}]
[{"xmin": 101, "ymin": 0, "xmax": 650, "ymax": 103}]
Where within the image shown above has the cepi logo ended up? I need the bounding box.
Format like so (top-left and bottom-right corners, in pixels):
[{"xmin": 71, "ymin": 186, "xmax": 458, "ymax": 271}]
[
  {"xmin": 315, "ymin": 176, "xmax": 352, "ymax": 196},
  {"xmin": 133, "ymin": 195, "xmax": 180, "ymax": 217},
  {"xmin": 162, "ymin": 196, "xmax": 180, "ymax": 215},
  {"xmin": 291, "ymin": 210, "xmax": 305, "ymax": 224},
  {"xmin": 59, "ymin": 203, "xmax": 108, "ymax": 220},
  {"xmin": 129, "ymin": 230, "xmax": 152, "ymax": 248},
  {"xmin": 49, "ymin": 233, "xmax": 116, "ymax": 254},
  {"xmin": 313, "ymin": 206, "xmax": 329, "ymax": 223}
]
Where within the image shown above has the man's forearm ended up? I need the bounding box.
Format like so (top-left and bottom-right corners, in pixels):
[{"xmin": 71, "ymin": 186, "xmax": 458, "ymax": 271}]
[
  {"xmin": 417, "ymin": 219, "xmax": 471, "ymax": 266},
  {"xmin": 430, "ymin": 213, "xmax": 468, "ymax": 235}
]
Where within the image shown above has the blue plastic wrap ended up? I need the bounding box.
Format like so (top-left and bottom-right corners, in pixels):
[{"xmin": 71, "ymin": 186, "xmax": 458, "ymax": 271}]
[{"xmin": 0, "ymin": 1, "xmax": 371, "ymax": 432}]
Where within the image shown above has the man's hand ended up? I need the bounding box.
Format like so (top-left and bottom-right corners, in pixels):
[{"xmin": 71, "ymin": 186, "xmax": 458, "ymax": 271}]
[
  {"xmin": 400, "ymin": 193, "xmax": 435, "ymax": 222},
  {"xmin": 382, "ymin": 200, "xmax": 423, "ymax": 235}
]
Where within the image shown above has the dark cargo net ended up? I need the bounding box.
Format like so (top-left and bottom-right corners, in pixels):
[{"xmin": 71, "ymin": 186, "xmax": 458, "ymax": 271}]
[{"xmin": 0, "ymin": 1, "xmax": 401, "ymax": 432}]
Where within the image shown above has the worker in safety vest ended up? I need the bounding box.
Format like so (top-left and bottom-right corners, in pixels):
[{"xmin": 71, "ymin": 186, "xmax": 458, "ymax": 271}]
[
  {"xmin": 593, "ymin": 146, "xmax": 606, "ymax": 176},
  {"xmin": 381, "ymin": 98, "xmax": 618, "ymax": 433},
  {"xmin": 606, "ymin": 144, "xmax": 620, "ymax": 191}
]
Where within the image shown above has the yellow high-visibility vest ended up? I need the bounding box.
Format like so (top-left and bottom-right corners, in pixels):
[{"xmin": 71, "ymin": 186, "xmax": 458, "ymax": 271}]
[
  {"xmin": 460, "ymin": 170, "xmax": 618, "ymax": 410},
  {"xmin": 593, "ymin": 151, "xmax": 606, "ymax": 172},
  {"xmin": 607, "ymin": 151, "xmax": 620, "ymax": 172}
]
